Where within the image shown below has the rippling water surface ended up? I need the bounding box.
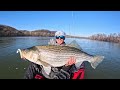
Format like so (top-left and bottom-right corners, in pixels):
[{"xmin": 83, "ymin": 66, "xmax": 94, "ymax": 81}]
[{"xmin": 0, "ymin": 37, "xmax": 120, "ymax": 79}]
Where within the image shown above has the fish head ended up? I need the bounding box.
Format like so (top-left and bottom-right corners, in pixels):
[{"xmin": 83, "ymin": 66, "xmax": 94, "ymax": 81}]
[
  {"xmin": 17, "ymin": 48, "xmax": 40, "ymax": 61},
  {"xmin": 21, "ymin": 49, "xmax": 30, "ymax": 58}
]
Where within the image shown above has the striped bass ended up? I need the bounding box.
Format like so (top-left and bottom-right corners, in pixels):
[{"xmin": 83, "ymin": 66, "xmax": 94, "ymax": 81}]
[{"xmin": 17, "ymin": 45, "xmax": 104, "ymax": 75}]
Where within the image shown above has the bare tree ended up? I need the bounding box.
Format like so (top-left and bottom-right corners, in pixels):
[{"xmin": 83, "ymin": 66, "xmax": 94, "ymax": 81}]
[{"xmin": 89, "ymin": 33, "xmax": 120, "ymax": 43}]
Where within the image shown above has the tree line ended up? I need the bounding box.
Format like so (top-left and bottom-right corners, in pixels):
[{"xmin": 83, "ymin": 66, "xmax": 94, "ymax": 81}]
[{"xmin": 89, "ymin": 33, "xmax": 120, "ymax": 43}]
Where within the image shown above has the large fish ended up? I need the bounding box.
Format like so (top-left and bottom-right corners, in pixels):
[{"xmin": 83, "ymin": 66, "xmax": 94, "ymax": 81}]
[{"xmin": 17, "ymin": 41, "xmax": 104, "ymax": 75}]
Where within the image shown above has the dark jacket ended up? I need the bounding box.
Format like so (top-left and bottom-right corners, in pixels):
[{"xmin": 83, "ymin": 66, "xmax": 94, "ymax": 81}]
[
  {"xmin": 24, "ymin": 62, "xmax": 78, "ymax": 79},
  {"xmin": 24, "ymin": 40, "xmax": 83, "ymax": 79}
]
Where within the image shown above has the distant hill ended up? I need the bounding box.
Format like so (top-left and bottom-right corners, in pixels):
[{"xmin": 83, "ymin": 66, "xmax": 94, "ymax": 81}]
[
  {"xmin": 0, "ymin": 25, "xmax": 24, "ymax": 36},
  {"xmin": 0, "ymin": 24, "xmax": 56, "ymax": 37},
  {"xmin": 0, "ymin": 24, "xmax": 87, "ymax": 39}
]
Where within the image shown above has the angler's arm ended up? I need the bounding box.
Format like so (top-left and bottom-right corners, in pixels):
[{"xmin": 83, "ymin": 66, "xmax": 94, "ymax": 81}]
[{"xmin": 62, "ymin": 65, "xmax": 72, "ymax": 72}]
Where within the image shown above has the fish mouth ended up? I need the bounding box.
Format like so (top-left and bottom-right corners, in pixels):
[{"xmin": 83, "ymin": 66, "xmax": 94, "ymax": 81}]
[
  {"xmin": 16, "ymin": 49, "xmax": 21, "ymax": 53},
  {"xmin": 16, "ymin": 49, "xmax": 23, "ymax": 58}
]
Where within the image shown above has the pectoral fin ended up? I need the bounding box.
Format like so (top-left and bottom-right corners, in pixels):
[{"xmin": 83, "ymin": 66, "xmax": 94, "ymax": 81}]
[
  {"xmin": 38, "ymin": 59, "xmax": 52, "ymax": 75},
  {"xmin": 38, "ymin": 59, "xmax": 52, "ymax": 67}
]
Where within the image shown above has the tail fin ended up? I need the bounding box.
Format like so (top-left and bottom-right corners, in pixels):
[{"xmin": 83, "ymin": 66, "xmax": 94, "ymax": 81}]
[{"xmin": 91, "ymin": 56, "xmax": 104, "ymax": 69}]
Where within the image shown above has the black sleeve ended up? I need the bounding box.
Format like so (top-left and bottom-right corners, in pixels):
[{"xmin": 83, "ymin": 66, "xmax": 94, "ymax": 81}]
[
  {"xmin": 62, "ymin": 64, "xmax": 78, "ymax": 74},
  {"xmin": 61, "ymin": 65, "xmax": 72, "ymax": 72},
  {"xmin": 24, "ymin": 62, "xmax": 42, "ymax": 79}
]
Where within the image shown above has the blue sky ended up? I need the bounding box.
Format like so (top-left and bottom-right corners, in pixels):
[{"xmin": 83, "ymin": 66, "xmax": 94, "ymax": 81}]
[{"xmin": 0, "ymin": 11, "xmax": 120, "ymax": 37}]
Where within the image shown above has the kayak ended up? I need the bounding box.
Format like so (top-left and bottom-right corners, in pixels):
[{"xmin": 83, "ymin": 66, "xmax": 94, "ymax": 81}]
[
  {"xmin": 72, "ymin": 62, "xmax": 85, "ymax": 79},
  {"xmin": 33, "ymin": 62, "xmax": 85, "ymax": 79}
]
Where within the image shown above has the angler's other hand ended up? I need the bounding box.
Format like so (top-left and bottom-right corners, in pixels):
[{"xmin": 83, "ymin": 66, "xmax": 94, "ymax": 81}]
[{"xmin": 65, "ymin": 56, "xmax": 76, "ymax": 66}]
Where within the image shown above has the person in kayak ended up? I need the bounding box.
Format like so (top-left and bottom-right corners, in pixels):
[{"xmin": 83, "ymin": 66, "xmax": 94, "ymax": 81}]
[{"xmin": 23, "ymin": 31, "xmax": 85, "ymax": 79}]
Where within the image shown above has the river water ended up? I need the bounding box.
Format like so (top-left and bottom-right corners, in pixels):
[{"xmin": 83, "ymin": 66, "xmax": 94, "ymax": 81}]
[{"xmin": 0, "ymin": 37, "xmax": 120, "ymax": 79}]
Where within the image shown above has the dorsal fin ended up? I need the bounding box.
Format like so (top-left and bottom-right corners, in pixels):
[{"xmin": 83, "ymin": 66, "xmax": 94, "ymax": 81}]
[{"xmin": 67, "ymin": 40, "xmax": 82, "ymax": 50}]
